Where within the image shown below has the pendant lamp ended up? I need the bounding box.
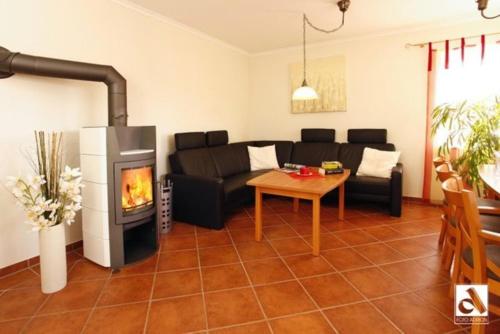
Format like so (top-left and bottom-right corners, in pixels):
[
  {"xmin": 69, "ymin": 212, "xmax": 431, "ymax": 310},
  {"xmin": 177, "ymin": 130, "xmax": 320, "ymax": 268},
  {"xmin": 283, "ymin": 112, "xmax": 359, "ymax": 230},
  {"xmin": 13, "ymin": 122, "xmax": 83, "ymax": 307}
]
[{"xmin": 292, "ymin": 0, "xmax": 350, "ymax": 101}]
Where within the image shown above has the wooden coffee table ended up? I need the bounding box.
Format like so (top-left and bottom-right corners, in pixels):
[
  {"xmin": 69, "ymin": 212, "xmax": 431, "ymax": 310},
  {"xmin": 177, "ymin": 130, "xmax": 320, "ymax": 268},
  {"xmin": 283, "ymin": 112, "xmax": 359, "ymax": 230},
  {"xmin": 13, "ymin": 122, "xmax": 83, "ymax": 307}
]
[{"xmin": 246, "ymin": 169, "xmax": 350, "ymax": 256}]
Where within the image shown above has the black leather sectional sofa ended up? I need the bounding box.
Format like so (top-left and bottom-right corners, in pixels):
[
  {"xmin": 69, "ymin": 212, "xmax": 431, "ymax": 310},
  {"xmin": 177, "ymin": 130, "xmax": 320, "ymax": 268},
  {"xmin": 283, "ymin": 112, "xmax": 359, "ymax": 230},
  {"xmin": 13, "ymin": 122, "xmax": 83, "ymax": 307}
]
[{"xmin": 167, "ymin": 129, "xmax": 403, "ymax": 230}]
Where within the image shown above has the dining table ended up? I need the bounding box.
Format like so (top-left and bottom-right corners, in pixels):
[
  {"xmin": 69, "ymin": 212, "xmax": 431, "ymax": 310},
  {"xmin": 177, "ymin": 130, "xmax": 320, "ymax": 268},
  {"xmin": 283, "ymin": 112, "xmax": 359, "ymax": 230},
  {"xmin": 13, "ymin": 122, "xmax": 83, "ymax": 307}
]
[{"xmin": 479, "ymin": 164, "xmax": 500, "ymax": 199}]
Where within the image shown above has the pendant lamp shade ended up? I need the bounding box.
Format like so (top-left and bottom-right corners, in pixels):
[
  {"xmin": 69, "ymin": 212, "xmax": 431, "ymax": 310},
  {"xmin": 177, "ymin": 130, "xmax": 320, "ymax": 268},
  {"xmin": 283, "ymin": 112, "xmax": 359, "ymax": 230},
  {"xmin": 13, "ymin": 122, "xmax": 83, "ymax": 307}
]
[{"xmin": 292, "ymin": 80, "xmax": 318, "ymax": 101}]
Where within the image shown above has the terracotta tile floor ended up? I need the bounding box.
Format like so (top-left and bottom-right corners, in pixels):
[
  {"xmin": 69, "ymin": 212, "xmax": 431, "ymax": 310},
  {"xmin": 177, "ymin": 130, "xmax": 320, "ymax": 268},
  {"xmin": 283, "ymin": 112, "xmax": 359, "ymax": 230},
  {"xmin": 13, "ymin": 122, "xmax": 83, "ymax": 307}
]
[{"xmin": 1, "ymin": 199, "xmax": 499, "ymax": 333}]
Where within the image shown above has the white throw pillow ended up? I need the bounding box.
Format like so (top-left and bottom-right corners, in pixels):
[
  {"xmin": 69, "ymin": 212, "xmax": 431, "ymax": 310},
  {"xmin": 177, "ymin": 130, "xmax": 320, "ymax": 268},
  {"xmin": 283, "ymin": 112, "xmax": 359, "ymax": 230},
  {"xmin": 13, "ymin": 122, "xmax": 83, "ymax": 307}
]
[
  {"xmin": 248, "ymin": 145, "xmax": 280, "ymax": 171},
  {"xmin": 356, "ymin": 147, "xmax": 401, "ymax": 179}
]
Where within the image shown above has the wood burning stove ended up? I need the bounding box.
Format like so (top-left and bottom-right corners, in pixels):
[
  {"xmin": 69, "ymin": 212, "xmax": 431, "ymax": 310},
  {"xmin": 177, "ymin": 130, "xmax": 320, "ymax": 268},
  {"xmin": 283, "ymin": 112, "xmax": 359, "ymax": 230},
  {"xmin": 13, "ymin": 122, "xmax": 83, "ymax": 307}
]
[
  {"xmin": 121, "ymin": 165, "xmax": 154, "ymax": 215},
  {"xmin": 0, "ymin": 45, "xmax": 159, "ymax": 269},
  {"xmin": 80, "ymin": 126, "xmax": 158, "ymax": 269}
]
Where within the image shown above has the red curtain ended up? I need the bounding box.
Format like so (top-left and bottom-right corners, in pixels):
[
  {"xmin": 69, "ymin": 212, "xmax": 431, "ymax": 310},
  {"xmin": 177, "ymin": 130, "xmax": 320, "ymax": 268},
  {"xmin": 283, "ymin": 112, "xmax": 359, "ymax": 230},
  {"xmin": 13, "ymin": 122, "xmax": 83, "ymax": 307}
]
[{"xmin": 422, "ymin": 44, "xmax": 437, "ymax": 200}]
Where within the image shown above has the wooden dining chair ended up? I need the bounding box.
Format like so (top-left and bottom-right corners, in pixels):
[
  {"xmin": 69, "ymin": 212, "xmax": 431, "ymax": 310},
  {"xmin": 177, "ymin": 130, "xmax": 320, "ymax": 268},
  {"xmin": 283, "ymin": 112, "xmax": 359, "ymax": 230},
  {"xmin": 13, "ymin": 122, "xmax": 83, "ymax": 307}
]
[
  {"xmin": 435, "ymin": 163, "xmax": 457, "ymax": 269},
  {"xmin": 436, "ymin": 164, "xmax": 500, "ymax": 274},
  {"xmin": 435, "ymin": 160, "xmax": 500, "ymax": 216},
  {"xmin": 433, "ymin": 155, "xmax": 447, "ymax": 168},
  {"xmin": 442, "ymin": 176, "xmax": 500, "ymax": 334}
]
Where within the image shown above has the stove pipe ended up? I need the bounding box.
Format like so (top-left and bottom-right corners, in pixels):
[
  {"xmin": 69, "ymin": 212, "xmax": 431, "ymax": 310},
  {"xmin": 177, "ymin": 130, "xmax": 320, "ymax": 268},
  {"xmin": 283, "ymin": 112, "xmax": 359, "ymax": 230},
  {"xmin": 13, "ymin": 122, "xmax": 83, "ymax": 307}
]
[{"xmin": 0, "ymin": 46, "xmax": 127, "ymax": 126}]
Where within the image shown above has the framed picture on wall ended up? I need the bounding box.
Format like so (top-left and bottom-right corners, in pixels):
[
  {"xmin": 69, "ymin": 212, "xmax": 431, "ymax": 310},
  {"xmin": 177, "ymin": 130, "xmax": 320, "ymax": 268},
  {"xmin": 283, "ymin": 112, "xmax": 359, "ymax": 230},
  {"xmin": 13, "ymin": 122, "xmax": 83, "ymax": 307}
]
[{"xmin": 289, "ymin": 55, "xmax": 347, "ymax": 114}]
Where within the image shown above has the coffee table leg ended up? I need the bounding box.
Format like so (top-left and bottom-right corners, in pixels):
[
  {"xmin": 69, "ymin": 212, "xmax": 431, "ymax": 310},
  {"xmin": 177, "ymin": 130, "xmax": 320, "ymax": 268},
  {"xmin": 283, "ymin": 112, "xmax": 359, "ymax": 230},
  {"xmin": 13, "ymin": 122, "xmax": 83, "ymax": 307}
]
[
  {"xmin": 293, "ymin": 198, "xmax": 299, "ymax": 213},
  {"xmin": 312, "ymin": 195, "xmax": 320, "ymax": 256},
  {"xmin": 339, "ymin": 182, "xmax": 345, "ymax": 221},
  {"xmin": 255, "ymin": 187, "xmax": 263, "ymax": 241}
]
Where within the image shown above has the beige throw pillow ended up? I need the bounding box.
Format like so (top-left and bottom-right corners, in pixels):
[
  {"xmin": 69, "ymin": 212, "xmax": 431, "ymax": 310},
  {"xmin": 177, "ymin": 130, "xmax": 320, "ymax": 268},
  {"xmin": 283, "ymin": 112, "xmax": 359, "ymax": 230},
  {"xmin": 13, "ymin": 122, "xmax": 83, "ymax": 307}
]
[
  {"xmin": 356, "ymin": 147, "xmax": 400, "ymax": 178},
  {"xmin": 248, "ymin": 145, "xmax": 280, "ymax": 171}
]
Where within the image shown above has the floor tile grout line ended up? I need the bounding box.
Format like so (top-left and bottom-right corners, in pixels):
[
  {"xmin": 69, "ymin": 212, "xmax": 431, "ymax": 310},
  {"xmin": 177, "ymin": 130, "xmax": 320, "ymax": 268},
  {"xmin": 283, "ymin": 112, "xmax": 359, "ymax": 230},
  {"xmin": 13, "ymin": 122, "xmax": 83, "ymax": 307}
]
[
  {"xmin": 263, "ymin": 213, "xmax": 340, "ymax": 334},
  {"xmin": 276, "ymin": 201, "xmax": 405, "ymax": 334},
  {"xmin": 374, "ymin": 256, "xmax": 450, "ymax": 293},
  {"xmin": 226, "ymin": 224, "xmax": 275, "ymax": 334},
  {"xmin": 18, "ymin": 288, "xmax": 51, "ymax": 333},
  {"xmin": 1, "ymin": 234, "xmax": 445, "ymax": 292},
  {"xmin": 199, "ymin": 308, "xmax": 342, "ymax": 334},
  {"xmin": 319, "ymin": 246, "xmax": 405, "ymax": 333},
  {"xmin": 79, "ymin": 267, "xmax": 113, "ymax": 333},
  {"xmin": 142, "ymin": 247, "xmax": 161, "ymax": 333},
  {"xmin": 0, "ymin": 249, "xmax": 83, "ymax": 281},
  {"xmin": 0, "ymin": 203, "xmax": 455, "ymax": 332},
  {"xmin": 330, "ymin": 209, "xmax": 447, "ymax": 332},
  {"xmin": 404, "ymin": 281, "xmax": 461, "ymax": 325},
  {"xmin": 0, "ymin": 279, "xmax": 456, "ymax": 326},
  {"xmin": 18, "ymin": 253, "xmax": 86, "ymax": 334},
  {"xmin": 0, "ymin": 202, "xmax": 432, "ymax": 278},
  {"xmin": 194, "ymin": 227, "xmax": 210, "ymax": 332},
  {"xmin": 228, "ymin": 222, "xmax": 274, "ymax": 334},
  {"xmin": 199, "ymin": 319, "xmax": 271, "ymax": 333}
]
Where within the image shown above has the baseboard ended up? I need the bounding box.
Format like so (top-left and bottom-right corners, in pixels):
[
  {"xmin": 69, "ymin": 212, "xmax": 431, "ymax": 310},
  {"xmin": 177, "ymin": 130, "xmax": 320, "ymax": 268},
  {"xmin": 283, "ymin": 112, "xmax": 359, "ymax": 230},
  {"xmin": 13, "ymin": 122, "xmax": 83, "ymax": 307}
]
[
  {"xmin": 0, "ymin": 240, "xmax": 83, "ymax": 278},
  {"xmin": 1, "ymin": 197, "xmax": 438, "ymax": 278},
  {"xmin": 402, "ymin": 196, "xmax": 430, "ymax": 204},
  {"xmin": 402, "ymin": 196, "xmax": 442, "ymax": 207}
]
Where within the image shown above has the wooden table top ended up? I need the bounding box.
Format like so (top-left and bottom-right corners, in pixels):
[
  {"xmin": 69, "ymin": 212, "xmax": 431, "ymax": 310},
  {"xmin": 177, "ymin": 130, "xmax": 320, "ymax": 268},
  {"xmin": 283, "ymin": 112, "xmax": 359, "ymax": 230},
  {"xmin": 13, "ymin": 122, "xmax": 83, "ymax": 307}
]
[
  {"xmin": 246, "ymin": 169, "xmax": 350, "ymax": 195},
  {"xmin": 479, "ymin": 164, "xmax": 500, "ymax": 196}
]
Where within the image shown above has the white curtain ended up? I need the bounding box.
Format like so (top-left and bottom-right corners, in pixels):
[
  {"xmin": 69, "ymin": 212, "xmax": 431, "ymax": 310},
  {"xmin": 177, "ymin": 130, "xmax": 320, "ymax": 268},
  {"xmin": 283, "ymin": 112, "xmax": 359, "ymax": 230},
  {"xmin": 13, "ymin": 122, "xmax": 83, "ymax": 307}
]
[{"xmin": 434, "ymin": 39, "xmax": 500, "ymax": 106}]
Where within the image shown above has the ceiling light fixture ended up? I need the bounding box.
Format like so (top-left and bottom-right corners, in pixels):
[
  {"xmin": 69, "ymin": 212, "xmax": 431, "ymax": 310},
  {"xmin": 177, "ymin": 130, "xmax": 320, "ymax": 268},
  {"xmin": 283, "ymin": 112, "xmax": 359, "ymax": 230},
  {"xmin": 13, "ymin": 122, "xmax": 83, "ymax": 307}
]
[
  {"xmin": 476, "ymin": 0, "xmax": 500, "ymax": 19},
  {"xmin": 292, "ymin": 0, "xmax": 350, "ymax": 101}
]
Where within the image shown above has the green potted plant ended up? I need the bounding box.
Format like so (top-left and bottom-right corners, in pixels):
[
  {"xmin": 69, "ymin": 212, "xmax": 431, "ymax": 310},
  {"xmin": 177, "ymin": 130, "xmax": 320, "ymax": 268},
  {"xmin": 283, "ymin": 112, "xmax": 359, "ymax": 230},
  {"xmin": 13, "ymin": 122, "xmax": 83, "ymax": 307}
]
[{"xmin": 431, "ymin": 99, "xmax": 500, "ymax": 195}]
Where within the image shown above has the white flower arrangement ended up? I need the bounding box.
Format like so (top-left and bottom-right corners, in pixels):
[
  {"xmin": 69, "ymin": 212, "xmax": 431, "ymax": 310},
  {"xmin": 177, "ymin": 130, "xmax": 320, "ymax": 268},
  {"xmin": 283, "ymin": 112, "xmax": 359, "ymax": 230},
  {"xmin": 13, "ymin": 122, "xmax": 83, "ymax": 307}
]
[{"xmin": 6, "ymin": 131, "xmax": 84, "ymax": 231}]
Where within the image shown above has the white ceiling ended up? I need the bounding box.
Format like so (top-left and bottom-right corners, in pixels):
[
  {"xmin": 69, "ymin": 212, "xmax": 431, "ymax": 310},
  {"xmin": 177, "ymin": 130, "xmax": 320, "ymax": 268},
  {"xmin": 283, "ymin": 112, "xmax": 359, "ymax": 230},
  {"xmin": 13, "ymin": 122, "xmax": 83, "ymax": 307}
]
[{"xmin": 126, "ymin": 0, "xmax": 500, "ymax": 53}]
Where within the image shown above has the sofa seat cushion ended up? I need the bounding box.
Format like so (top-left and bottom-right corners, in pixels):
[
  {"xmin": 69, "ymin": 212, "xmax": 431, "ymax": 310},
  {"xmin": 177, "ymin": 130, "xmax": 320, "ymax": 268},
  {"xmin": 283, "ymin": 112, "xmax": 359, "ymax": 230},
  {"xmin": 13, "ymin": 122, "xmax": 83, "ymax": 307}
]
[
  {"xmin": 346, "ymin": 175, "xmax": 391, "ymax": 196},
  {"xmin": 223, "ymin": 170, "xmax": 269, "ymax": 203},
  {"xmin": 291, "ymin": 142, "xmax": 340, "ymax": 167},
  {"xmin": 462, "ymin": 245, "xmax": 500, "ymax": 281}
]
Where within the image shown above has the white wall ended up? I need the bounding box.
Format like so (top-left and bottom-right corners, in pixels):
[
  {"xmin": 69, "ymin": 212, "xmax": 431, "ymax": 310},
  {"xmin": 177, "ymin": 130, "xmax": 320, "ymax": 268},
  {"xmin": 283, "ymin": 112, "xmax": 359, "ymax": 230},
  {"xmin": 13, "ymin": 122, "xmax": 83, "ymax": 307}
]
[
  {"xmin": 0, "ymin": 0, "xmax": 250, "ymax": 269},
  {"xmin": 248, "ymin": 20, "xmax": 500, "ymax": 198}
]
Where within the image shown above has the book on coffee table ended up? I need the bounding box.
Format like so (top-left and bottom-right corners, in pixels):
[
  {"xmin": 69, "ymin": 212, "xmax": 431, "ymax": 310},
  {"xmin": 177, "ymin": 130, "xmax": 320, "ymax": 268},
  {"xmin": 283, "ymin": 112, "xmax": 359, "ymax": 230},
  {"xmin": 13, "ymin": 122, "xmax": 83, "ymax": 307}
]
[{"xmin": 276, "ymin": 162, "xmax": 306, "ymax": 174}]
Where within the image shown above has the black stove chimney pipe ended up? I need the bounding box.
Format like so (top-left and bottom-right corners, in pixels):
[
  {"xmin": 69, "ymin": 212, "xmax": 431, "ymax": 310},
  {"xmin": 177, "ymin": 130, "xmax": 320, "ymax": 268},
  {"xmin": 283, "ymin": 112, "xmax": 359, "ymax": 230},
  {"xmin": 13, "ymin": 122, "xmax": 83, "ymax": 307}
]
[{"xmin": 0, "ymin": 46, "xmax": 127, "ymax": 126}]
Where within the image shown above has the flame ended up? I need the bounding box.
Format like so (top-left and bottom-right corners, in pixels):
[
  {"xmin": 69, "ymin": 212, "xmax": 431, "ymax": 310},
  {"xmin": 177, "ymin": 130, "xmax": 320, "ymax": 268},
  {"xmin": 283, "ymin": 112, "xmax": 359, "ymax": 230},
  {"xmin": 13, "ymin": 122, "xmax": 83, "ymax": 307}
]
[{"xmin": 121, "ymin": 166, "xmax": 153, "ymax": 212}]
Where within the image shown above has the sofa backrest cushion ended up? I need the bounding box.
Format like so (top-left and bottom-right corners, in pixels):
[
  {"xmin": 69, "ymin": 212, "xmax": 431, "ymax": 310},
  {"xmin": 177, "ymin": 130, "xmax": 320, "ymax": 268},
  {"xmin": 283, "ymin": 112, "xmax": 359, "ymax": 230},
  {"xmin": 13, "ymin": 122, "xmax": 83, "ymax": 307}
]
[
  {"xmin": 291, "ymin": 143, "xmax": 340, "ymax": 167},
  {"xmin": 206, "ymin": 130, "xmax": 229, "ymax": 147},
  {"xmin": 209, "ymin": 141, "xmax": 257, "ymax": 178},
  {"xmin": 168, "ymin": 153, "xmax": 182, "ymax": 174},
  {"xmin": 348, "ymin": 129, "xmax": 387, "ymax": 144},
  {"xmin": 301, "ymin": 129, "xmax": 335, "ymax": 142},
  {"xmin": 209, "ymin": 145, "xmax": 242, "ymax": 178},
  {"xmin": 253, "ymin": 141, "xmax": 293, "ymax": 167},
  {"xmin": 229, "ymin": 141, "xmax": 255, "ymax": 173},
  {"xmin": 175, "ymin": 148, "xmax": 218, "ymax": 178},
  {"xmin": 339, "ymin": 143, "xmax": 396, "ymax": 175},
  {"xmin": 175, "ymin": 132, "xmax": 206, "ymax": 150}
]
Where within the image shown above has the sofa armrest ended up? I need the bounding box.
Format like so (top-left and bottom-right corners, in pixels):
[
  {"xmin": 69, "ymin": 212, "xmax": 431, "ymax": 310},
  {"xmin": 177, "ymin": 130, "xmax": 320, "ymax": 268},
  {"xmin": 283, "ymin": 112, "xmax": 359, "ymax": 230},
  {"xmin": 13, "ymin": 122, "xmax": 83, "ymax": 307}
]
[
  {"xmin": 390, "ymin": 163, "xmax": 403, "ymax": 217},
  {"xmin": 166, "ymin": 173, "xmax": 225, "ymax": 230}
]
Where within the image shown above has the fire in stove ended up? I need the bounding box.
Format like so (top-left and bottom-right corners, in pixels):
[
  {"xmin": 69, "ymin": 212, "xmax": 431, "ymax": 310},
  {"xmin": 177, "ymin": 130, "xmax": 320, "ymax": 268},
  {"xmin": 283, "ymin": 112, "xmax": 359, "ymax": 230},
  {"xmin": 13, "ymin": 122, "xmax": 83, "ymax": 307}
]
[{"xmin": 121, "ymin": 166, "xmax": 154, "ymax": 213}]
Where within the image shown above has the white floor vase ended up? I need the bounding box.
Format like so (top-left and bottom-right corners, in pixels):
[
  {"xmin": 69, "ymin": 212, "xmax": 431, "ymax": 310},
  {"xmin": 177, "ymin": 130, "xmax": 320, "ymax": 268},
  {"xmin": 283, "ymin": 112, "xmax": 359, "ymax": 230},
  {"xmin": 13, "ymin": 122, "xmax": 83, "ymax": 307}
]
[{"xmin": 39, "ymin": 222, "xmax": 67, "ymax": 294}]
